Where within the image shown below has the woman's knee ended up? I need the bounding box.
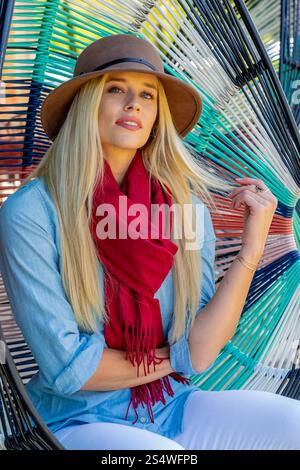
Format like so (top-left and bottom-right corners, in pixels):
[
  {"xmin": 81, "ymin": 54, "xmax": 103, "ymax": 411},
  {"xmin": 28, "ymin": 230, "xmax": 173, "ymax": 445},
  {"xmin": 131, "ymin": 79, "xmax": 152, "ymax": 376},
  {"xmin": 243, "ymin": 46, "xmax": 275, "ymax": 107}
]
[{"xmin": 176, "ymin": 389, "xmax": 300, "ymax": 450}]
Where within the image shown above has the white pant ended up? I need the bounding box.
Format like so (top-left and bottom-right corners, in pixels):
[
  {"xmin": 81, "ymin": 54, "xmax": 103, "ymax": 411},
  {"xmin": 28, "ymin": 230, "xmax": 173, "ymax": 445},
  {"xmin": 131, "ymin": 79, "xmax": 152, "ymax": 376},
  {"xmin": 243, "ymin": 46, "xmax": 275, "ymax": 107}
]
[{"xmin": 53, "ymin": 389, "xmax": 300, "ymax": 450}]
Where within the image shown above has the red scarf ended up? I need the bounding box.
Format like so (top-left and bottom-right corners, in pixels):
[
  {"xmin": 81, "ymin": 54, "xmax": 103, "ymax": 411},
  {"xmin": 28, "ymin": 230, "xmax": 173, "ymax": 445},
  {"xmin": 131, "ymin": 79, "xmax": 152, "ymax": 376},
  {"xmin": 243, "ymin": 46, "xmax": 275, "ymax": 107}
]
[{"xmin": 89, "ymin": 149, "xmax": 190, "ymax": 425}]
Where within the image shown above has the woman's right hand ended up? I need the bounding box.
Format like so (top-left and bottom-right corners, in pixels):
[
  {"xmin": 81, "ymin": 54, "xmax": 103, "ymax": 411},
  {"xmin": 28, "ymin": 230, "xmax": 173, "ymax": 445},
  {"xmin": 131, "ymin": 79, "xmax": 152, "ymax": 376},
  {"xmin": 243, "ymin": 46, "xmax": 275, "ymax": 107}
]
[{"xmin": 228, "ymin": 177, "xmax": 278, "ymax": 262}]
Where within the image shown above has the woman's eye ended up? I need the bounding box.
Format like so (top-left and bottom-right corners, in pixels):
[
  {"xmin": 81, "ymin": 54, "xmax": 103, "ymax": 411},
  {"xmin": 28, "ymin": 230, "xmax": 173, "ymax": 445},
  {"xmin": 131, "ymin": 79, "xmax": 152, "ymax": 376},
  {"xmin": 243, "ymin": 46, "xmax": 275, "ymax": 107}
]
[
  {"xmin": 108, "ymin": 86, "xmax": 122, "ymax": 94},
  {"xmin": 107, "ymin": 86, "xmax": 154, "ymax": 100},
  {"xmin": 144, "ymin": 92, "xmax": 154, "ymax": 100}
]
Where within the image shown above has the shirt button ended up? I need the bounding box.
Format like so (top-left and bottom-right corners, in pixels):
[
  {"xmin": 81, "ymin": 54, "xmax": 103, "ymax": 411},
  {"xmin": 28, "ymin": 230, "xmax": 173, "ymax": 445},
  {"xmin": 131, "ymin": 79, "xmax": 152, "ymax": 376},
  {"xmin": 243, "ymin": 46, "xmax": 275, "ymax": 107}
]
[{"xmin": 140, "ymin": 417, "xmax": 146, "ymax": 423}]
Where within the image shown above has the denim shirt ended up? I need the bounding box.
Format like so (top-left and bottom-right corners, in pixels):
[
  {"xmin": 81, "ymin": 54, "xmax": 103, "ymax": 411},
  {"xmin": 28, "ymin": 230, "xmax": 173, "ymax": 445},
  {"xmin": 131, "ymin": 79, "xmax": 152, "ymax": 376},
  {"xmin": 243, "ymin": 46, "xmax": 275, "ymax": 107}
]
[{"xmin": 0, "ymin": 177, "xmax": 217, "ymax": 439}]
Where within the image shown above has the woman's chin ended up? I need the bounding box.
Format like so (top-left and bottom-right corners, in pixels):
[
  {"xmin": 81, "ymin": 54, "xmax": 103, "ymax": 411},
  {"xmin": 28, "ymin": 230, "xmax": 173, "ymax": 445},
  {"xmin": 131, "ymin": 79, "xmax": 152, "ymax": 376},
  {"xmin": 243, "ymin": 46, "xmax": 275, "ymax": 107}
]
[{"xmin": 110, "ymin": 138, "xmax": 146, "ymax": 149}]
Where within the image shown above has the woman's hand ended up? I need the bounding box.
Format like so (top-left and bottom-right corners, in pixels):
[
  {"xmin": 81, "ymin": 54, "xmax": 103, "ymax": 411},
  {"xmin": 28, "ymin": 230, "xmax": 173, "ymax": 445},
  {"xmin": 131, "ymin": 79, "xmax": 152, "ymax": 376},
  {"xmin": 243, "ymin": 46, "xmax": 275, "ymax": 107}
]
[{"xmin": 228, "ymin": 177, "xmax": 278, "ymax": 261}]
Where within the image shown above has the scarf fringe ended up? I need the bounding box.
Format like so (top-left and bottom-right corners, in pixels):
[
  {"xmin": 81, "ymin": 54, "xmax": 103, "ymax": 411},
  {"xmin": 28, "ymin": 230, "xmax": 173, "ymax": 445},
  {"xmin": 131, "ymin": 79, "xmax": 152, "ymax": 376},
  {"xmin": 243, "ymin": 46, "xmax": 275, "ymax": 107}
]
[
  {"xmin": 124, "ymin": 321, "xmax": 164, "ymax": 377},
  {"xmin": 123, "ymin": 321, "xmax": 191, "ymax": 425}
]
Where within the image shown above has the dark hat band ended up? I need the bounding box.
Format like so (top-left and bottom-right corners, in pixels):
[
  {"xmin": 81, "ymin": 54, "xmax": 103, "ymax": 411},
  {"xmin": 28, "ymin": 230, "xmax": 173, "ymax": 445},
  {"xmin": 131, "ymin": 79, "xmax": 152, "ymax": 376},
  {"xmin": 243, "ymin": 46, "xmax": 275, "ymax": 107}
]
[{"xmin": 77, "ymin": 57, "xmax": 158, "ymax": 76}]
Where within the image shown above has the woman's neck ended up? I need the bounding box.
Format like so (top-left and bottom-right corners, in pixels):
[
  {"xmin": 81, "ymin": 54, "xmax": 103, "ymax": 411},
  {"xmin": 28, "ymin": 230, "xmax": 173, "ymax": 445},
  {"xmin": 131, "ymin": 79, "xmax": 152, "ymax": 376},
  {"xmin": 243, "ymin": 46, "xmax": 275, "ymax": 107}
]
[{"xmin": 104, "ymin": 149, "xmax": 138, "ymax": 187}]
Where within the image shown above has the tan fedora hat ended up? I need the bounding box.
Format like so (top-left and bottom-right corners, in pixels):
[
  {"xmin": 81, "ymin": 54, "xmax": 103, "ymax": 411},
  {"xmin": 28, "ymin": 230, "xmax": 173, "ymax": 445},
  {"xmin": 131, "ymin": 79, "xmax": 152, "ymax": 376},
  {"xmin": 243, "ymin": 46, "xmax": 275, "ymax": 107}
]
[{"xmin": 40, "ymin": 33, "xmax": 203, "ymax": 142}]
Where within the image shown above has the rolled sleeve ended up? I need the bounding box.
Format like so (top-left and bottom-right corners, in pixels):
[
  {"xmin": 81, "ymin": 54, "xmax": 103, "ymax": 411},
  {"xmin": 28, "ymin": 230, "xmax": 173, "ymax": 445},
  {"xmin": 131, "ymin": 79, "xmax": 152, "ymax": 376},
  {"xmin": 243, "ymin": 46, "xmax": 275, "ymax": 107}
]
[
  {"xmin": 168, "ymin": 199, "xmax": 216, "ymax": 376},
  {"xmin": 53, "ymin": 332, "xmax": 104, "ymax": 395},
  {"xmin": 0, "ymin": 184, "xmax": 105, "ymax": 396}
]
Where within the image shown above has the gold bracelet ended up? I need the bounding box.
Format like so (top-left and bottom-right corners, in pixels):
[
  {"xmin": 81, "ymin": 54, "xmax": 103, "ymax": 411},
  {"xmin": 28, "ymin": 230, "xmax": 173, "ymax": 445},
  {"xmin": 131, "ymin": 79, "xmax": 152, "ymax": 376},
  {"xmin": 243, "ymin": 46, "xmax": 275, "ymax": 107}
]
[
  {"xmin": 236, "ymin": 255, "xmax": 258, "ymax": 272},
  {"xmin": 238, "ymin": 254, "xmax": 258, "ymax": 269}
]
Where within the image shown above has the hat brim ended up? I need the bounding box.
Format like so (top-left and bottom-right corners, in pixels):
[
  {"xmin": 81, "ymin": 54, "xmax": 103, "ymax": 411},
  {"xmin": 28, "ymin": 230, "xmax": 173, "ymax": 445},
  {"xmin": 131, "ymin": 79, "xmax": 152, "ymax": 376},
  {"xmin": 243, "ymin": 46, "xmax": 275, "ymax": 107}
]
[{"xmin": 40, "ymin": 65, "xmax": 202, "ymax": 141}]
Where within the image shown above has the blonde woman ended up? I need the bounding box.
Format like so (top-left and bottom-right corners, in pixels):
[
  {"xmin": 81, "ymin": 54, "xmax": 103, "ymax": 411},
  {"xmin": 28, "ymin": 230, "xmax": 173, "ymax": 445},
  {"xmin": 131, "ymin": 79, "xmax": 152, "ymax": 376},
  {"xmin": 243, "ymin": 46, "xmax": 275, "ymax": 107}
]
[{"xmin": 0, "ymin": 34, "xmax": 299, "ymax": 450}]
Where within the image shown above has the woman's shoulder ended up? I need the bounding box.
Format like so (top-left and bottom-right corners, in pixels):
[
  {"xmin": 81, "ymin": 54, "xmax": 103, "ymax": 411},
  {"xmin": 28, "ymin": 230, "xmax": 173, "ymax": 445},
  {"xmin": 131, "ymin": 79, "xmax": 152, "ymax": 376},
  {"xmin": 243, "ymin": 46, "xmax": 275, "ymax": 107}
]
[{"xmin": 0, "ymin": 176, "xmax": 56, "ymax": 232}]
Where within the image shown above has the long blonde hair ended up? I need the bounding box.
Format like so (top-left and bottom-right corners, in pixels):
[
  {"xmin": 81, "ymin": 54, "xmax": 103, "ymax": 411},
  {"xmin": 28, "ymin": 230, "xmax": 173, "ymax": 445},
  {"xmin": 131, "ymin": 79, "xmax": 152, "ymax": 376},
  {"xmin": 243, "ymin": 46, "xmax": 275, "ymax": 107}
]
[{"xmin": 20, "ymin": 74, "xmax": 233, "ymax": 344}]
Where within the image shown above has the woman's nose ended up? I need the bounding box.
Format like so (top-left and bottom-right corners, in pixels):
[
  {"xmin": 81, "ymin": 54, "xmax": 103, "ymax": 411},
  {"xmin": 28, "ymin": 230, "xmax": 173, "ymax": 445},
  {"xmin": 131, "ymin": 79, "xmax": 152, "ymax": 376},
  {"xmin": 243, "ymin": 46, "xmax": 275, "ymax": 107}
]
[
  {"xmin": 124, "ymin": 102, "xmax": 140, "ymax": 111},
  {"xmin": 124, "ymin": 93, "xmax": 141, "ymax": 111}
]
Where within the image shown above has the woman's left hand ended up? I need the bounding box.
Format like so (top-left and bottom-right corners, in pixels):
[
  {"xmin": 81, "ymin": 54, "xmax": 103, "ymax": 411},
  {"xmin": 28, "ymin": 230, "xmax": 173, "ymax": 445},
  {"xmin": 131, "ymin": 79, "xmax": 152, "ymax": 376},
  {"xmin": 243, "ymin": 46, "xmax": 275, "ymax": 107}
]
[{"xmin": 228, "ymin": 177, "xmax": 278, "ymax": 258}]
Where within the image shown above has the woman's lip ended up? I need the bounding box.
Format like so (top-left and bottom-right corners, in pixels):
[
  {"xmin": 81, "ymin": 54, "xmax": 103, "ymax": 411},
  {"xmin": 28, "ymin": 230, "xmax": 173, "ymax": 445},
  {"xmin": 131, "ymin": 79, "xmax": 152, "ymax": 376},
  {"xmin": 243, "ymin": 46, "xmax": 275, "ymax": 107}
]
[{"xmin": 116, "ymin": 122, "xmax": 142, "ymax": 131}]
